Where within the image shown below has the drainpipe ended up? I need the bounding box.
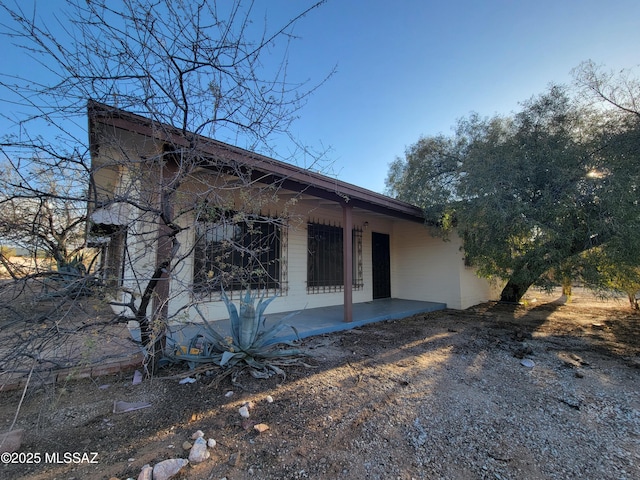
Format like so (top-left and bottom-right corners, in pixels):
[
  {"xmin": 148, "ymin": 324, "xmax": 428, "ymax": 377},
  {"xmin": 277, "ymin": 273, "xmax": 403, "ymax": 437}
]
[{"xmin": 342, "ymin": 203, "xmax": 353, "ymax": 322}]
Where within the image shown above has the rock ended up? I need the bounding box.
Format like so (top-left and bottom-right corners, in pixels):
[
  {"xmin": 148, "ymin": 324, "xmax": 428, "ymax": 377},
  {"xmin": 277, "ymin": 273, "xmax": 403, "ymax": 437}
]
[
  {"xmin": 244, "ymin": 401, "xmax": 255, "ymax": 410},
  {"xmin": 178, "ymin": 377, "xmax": 196, "ymax": 384},
  {"xmin": 228, "ymin": 452, "xmax": 242, "ymax": 467},
  {"xmin": 225, "ymin": 391, "xmax": 234, "ymax": 397},
  {"xmin": 0, "ymin": 429, "xmax": 24, "ymax": 454},
  {"xmin": 520, "ymin": 358, "xmax": 535, "ymax": 368},
  {"xmin": 137, "ymin": 464, "xmax": 152, "ymax": 480},
  {"xmin": 182, "ymin": 441, "xmax": 192, "ymax": 450},
  {"xmin": 113, "ymin": 400, "xmax": 152, "ymax": 414},
  {"xmin": 191, "ymin": 429, "xmax": 204, "ymax": 439},
  {"xmin": 266, "ymin": 395, "xmax": 274, "ymax": 403},
  {"xmin": 239, "ymin": 406, "xmax": 250, "ymax": 418},
  {"xmin": 188, "ymin": 437, "xmax": 210, "ymax": 464},
  {"xmin": 207, "ymin": 438, "xmax": 217, "ymax": 448},
  {"xmin": 254, "ymin": 423, "xmax": 270, "ymax": 433},
  {"xmin": 152, "ymin": 458, "xmax": 188, "ymax": 480}
]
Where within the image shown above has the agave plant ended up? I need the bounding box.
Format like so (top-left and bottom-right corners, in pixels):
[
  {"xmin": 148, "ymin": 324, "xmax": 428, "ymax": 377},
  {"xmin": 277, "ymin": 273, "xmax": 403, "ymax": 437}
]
[{"xmin": 186, "ymin": 290, "xmax": 306, "ymax": 379}]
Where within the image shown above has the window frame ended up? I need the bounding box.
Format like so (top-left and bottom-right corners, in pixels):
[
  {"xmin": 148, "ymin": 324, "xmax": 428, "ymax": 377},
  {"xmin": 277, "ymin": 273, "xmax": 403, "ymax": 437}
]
[
  {"xmin": 306, "ymin": 221, "xmax": 363, "ymax": 293},
  {"xmin": 193, "ymin": 211, "xmax": 286, "ymax": 297}
]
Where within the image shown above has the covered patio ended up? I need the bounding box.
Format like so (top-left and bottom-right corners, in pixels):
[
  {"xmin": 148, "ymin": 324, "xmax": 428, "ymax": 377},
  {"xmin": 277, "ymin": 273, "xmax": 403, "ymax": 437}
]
[{"xmin": 168, "ymin": 298, "xmax": 446, "ymax": 346}]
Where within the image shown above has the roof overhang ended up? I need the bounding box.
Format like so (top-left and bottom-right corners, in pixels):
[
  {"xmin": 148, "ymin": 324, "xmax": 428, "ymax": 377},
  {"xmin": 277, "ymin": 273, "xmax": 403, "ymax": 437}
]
[{"xmin": 88, "ymin": 100, "xmax": 425, "ymax": 223}]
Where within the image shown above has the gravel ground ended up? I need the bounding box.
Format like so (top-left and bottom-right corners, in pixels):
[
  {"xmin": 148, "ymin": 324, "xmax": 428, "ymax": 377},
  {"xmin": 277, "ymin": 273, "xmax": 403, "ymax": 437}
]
[{"xmin": 1, "ymin": 289, "xmax": 639, "ymax": 479}]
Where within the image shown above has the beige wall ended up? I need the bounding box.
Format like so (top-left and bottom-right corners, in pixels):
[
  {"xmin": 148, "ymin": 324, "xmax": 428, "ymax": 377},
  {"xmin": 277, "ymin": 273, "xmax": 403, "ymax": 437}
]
[
  {"xmin": 170, "ymin": 194, "xmax": 379, "ymax": 321},
  {"xmin": 93, "ymin": 133, "xmax": 498, "ymax": 321},
  {"xmin": 391, "ymin": 222, "xmax": 499, "ymax": 309},
  {"xmin": 169, "ymin": 176, "xmax": 499, "ymax": 322}
]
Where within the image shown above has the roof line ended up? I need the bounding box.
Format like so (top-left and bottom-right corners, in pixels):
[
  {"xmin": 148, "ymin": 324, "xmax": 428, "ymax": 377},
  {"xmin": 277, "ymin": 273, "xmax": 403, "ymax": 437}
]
[{"xmin": 88, "ymin": 100, "xmax": 425, "ymax": 222}]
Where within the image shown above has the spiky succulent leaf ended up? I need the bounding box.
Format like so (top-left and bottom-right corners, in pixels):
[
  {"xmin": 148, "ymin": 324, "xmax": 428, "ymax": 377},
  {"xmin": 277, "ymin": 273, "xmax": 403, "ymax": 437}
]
[{"xmin": 220, "ymin": 350, "xmax": 247, "ymax": 367}]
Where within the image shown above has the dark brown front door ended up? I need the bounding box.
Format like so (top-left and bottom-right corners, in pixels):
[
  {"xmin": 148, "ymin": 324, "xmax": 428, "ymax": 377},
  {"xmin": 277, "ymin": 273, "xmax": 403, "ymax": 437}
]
[{"xmin": 372, "ymin": 232, "xmax": 391, "ymax": 299}]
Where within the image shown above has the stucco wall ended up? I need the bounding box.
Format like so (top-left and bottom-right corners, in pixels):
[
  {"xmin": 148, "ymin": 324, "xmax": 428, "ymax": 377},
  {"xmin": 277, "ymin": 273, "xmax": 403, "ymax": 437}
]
[
  {"xmin": 391, "ymin": 222, "xmax": 498, "ymax": 309},
  {"xmin": 170, "ymin": 196, "xmax": 378, "ymax": 321},
  {"xmin": 95, "ymin": 145, "xmax": 497, "ymax": 322}
]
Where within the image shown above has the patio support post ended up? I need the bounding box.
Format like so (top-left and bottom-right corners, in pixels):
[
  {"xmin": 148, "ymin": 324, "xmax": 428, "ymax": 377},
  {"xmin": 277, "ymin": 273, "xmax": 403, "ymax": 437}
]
[{"xmin": 343, "ymin": 203, "xmax": 353, "ymax": 323}]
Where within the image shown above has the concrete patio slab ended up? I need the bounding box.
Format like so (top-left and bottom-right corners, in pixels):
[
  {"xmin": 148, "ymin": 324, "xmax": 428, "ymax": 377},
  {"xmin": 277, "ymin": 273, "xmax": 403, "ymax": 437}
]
[{"xmin": 168, "ymin": 298, "xmax": 446, "ymax": 347}]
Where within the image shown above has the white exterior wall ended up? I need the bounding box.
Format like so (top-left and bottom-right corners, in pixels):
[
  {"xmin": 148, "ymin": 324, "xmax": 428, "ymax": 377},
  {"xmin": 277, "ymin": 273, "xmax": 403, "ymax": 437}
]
[
  {"xmin": 391, "ymin": 221, "xmax": 498, "ymax": 309},
  {"xmin": 93, "ymin": 125, "xmax": 167, "ymax": 317},
  {"xmin": 104, "ymin": 164, "xmax": 499, "ymax": 322},
  {"xmin": 169, "ymin": 193, "xmax": 377, "ymax": 322},
  {"xmin": 168, "ymin": 193, "xmax": 499, "ymax": 321}
]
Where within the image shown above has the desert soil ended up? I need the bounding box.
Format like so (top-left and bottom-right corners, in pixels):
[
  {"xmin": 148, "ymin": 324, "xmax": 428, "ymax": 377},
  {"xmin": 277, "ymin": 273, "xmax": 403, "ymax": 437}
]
[{"xmin": 1, "ymin": 288, "xmax": 639, "ymax": 480}]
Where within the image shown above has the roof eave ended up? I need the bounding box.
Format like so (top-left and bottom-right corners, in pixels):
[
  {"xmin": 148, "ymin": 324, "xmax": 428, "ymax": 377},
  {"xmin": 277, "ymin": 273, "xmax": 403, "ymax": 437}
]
[{"xmin": 88, "ymin": 100, "xmax": 425, "ymax": 223}]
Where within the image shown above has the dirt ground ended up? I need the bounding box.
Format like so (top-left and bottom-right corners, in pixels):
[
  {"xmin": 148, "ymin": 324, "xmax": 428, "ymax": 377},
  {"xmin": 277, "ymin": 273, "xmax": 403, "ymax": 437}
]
[{"xmin": 1, "ymin": 288, "xmax": 639, "ymax": 480}]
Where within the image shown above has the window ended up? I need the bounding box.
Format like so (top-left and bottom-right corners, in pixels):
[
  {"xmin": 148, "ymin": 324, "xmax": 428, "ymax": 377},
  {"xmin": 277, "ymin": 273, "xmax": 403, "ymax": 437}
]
[
  {"xmin": 307, "ymin": 222, "xmax": 363, "ymax": 293},
  {"xmin": 194, "ymin": 212, "xmax": 285, "ymax": 294},
  {"xmin": 90, "ymin": 223, "xmax": 126, "ymax": 289}
]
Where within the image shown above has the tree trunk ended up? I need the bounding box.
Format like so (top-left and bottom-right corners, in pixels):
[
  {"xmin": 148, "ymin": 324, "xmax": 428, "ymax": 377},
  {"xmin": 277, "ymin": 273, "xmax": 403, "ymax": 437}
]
[
  {"xmin": 629, "ymin": 292, "xmax": 639, "ymax": 311},
  {"xmin": 135, "ymin": 260, "xmax": 170, "ymax": 348},
  {"xmin": 499, "ymin": 278, "xmax": 534, "ymax": 303}
]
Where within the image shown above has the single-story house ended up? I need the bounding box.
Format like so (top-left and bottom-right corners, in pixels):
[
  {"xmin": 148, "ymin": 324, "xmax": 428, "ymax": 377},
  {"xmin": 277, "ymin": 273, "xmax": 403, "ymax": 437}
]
[{"xmin": 87, "ymin": 101, "xmax": 498, "ymax": 335}]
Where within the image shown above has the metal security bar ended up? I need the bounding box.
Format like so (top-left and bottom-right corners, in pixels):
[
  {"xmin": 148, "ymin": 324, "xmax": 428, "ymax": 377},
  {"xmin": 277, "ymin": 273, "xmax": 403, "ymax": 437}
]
[
  {"xmin": 307, "ymin": 220, "xmax": 363, "ymax": 293},
  {"xmin": 194, "ymin": 211, "xmax": 286, "ymax": 297}
]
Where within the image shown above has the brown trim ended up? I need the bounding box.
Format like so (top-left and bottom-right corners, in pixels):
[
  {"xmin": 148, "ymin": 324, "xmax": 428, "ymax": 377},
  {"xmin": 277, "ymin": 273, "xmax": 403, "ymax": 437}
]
[
  {"xmin": 342, "ymin": 204, "xmax": 353, "ymax": 323},
  {"xmin": 88, "ymin": 100, "xmax": 425, "ymax": 223}
]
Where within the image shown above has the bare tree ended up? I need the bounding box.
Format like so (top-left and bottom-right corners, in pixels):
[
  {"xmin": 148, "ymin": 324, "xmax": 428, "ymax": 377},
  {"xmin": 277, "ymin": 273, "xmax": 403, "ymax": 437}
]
[{"xmin": 0, "ymin": 0, "xmax": 331, "ymax": 376}]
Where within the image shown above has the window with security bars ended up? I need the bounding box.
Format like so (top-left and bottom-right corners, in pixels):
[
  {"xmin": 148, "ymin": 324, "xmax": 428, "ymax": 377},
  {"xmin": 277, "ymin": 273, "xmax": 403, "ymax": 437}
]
[
  {"xmin": 307, "ymin": 222, "xmax": 363, "ymax": 293},
  {"xmin": 193, "ymin": 213, "xmax": 283, "ymax": 294}
]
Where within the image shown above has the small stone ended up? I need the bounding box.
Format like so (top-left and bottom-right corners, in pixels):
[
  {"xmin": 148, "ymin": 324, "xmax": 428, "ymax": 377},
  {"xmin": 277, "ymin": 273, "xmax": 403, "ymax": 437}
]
[
  {"xmin": 0, "ymin": 429, "xmax": 24, "ymax": 454},
  {"xmin": 575, "ymin": 370, "xmax": 585, "ymax": 378},
  {"xmin": 254, "ymin": 423, "xmax": 270, "ymax": 433},
  {"xmin": 228, "ymin": 452, "xmax": 242, "ymax": 466},
  {"xmin": 225, "ymin": 391, "xmax": 234, "ymax": 397},
  {"xmin": 520, "ymin": 358, "xmax": 535, "ymax": 368},
  {"xmin": 191, "ymin": 430, "xmax": 204, "ymax": 439},
  {"xmin": 239, "ymin": 406, "xmax": 250, "ymax": 418},
  {"xmin": 243, "ymin": 401, "xmax": 255, "ymax": 410},
  {"xmin": 188, "ymin": 437, "xmax": 210, "ymax": 464},
  {"xmin": 137, "ymin": 464, "xmax": 152, "ymax": 480},
  {"xmin": 182, "ymin": 441, "xmax": 192, "ymax": 450},
  {"xmin": 152, "ymin": 458, "xmax": 188, "ymax": 480},
  {"xmin": 265, "ymin": 395, "xmax": 274, "ymax": 403},
  {"xmin": 207, "ymin": 438, "xmax": 217, "ymax": 448}
]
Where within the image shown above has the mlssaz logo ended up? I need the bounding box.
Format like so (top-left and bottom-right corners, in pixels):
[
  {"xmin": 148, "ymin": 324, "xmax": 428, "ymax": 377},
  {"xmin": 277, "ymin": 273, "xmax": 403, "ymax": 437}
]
[{"xmin": 45, "ymin": 452, "xmax": 99, "ymax": 464}]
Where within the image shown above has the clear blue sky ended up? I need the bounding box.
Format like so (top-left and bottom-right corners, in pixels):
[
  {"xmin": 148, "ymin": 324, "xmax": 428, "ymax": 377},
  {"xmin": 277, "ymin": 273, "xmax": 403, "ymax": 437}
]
[
  {"xmin": 267, "ymin": 0, "xmax": 640, "ymax": 192},
  {"xmin": 2, "ymin": 0, "xmax": 639, "ymax": 194}
]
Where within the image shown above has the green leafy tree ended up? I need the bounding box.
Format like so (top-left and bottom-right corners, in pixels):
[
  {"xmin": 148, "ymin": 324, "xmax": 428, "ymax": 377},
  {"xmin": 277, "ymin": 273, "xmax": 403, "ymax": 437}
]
[
  {"xmin": 387, "ymin": 84, "xmax": 639, "ymax": 303},
  {"xmin": 572, "ymin": 61, "xmax": 640, "ymax": 307}
]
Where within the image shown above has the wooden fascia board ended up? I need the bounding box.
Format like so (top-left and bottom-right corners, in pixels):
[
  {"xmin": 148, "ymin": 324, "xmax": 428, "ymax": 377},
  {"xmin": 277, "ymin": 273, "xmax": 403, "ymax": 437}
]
[{"xmin": 88, "ymin": 101, "xmax": 425, "ymax": 224}]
